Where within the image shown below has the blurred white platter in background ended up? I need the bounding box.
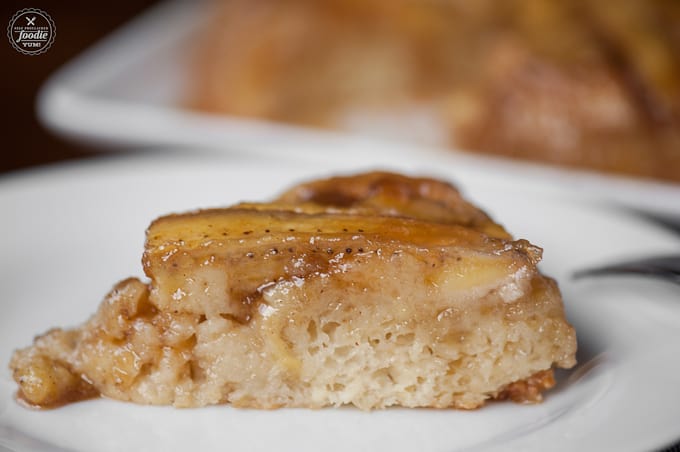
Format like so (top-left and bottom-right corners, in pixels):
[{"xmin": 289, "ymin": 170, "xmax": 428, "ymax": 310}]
[
  {"xmin": 36, "ymin": 0, "xmax": 680, "ymax": 218},
  {"xmin": 1, "ymin": 153, "xmax": 680, "ymax": 452}
]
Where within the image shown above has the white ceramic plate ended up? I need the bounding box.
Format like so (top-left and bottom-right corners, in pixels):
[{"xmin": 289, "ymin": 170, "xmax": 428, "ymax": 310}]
[
  {"xmin": 1, "ymin": 154, "xmax": 680, "ymax": 452},
  {"xmin": 36, "ymin": 0, "xmax": 680, "ymax": 218}
]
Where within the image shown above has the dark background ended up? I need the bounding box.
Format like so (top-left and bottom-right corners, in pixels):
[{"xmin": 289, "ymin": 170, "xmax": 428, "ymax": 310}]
[{"xmin": 1, "ymin": 1, "xmax": 159, "ymax": 175}]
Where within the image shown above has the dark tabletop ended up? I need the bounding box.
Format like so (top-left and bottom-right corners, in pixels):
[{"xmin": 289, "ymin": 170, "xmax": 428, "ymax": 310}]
[{"xmin": 1, "ymin": 0, "xmax": 159, "ymax": 175}]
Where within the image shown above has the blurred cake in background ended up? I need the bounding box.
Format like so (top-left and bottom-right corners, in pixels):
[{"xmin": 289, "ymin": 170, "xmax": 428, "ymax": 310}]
[{"xmin": 191, "ymin": 0, "xmax": 680, "ymax": 182}]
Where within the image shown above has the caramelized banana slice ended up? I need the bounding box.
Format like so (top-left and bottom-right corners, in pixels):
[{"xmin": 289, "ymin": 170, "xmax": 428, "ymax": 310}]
[
  {"xmin": 275, "ymin": 171, "xmax": 511, "ymax": 238},
  {"xmin": 144, "ymin": 206, "xmax": 540, "ymax": 320}
]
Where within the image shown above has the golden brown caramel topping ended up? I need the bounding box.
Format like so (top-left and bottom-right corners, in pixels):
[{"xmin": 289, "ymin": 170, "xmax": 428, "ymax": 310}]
[{"xmin": 496, "ymin": 369, "xmax": 557, "ymax": 404}]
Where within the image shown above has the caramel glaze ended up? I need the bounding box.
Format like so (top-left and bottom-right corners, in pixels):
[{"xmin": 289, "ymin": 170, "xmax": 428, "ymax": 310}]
[
  {"xmin": 143, "ymin": 172, "xmax": 527, "ymax": 323},
  {"xmin": 142, "ymin": 171, "xmax": 537, "ymax": 325},
  {"xmin": 15, "ymin": 382, "xmax": 99, "ymax": 410},
  {"xmin": 496, "ymin": 369, "xmax": 557, "ymax": 404},
  {"xmin": 275, "ymin": 171, "xmax": 511, "ymax": 239},
  {"xmin": 143, "ymin": 206, "xmax": 540, "ymax": 323}
]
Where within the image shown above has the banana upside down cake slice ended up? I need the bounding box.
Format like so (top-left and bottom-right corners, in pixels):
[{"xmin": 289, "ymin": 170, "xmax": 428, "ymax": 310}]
[{"xmin": 10, "ymin": 172, "xmax": 576, "ymax": 410}]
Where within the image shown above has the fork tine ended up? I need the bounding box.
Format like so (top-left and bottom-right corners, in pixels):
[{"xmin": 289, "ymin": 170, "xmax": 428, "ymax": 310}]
[{"xmin": 573, "ymin": 255, "xmax": 680, "ymax": 285}]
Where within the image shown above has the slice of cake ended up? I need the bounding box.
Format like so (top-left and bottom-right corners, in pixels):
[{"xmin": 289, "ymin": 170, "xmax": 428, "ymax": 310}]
[
  {"xmin": 191, "ymin": 0, "xmax": 680, "ymax": 182},
  {"xmin": 9, "ymin": 172, "xmax": 576, "ymax": 410}
]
